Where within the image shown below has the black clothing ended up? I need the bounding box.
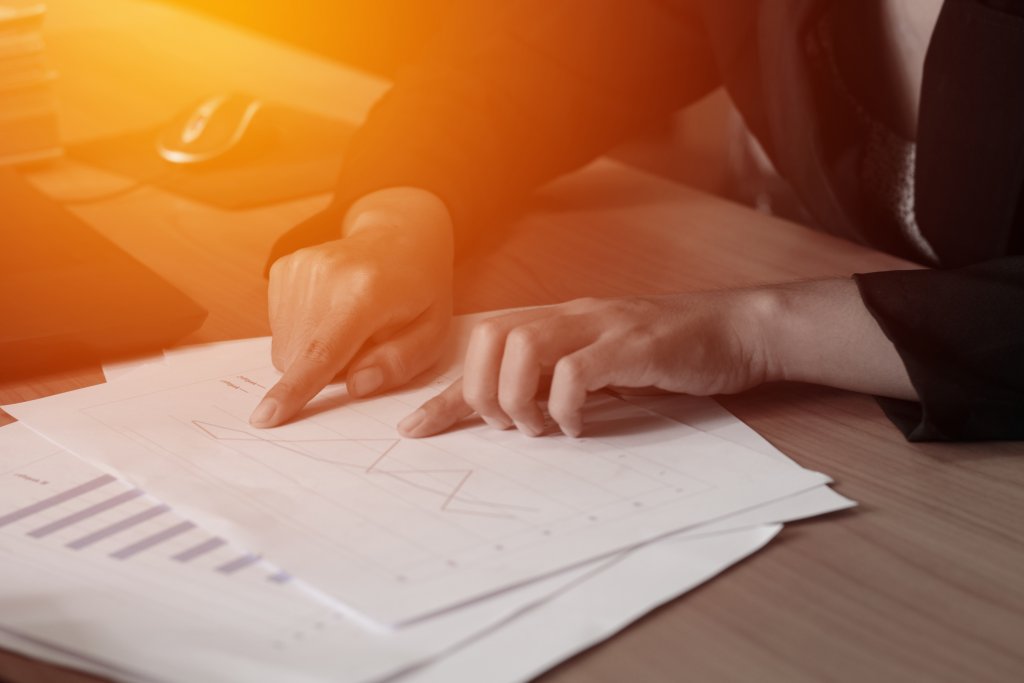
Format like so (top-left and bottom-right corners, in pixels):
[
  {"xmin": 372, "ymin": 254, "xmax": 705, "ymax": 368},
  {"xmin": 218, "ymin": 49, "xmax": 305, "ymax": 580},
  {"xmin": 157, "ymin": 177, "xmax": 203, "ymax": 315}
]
[{"xmin": 270, "ymin": 0, "xmax": 1024, "ymax": 441}]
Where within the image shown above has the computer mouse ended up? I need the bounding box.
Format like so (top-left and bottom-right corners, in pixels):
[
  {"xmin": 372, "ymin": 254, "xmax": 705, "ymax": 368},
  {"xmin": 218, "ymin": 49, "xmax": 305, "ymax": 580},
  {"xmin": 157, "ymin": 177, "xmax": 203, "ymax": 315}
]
[{"xmin": 156, "ymin": 94, "xmax": 269, "ymax": 165}]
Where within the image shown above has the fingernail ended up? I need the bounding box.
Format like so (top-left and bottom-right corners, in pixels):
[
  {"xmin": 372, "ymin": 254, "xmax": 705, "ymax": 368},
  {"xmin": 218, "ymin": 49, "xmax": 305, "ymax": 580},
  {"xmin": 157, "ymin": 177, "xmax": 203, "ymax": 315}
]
[
  {"xmin": 399, "ymin": 408, "xmax": 427, "ymax": 435},
  {"xmin": 483, "ymin": 416, "xmax": 513, "ymax": 430},
  {"xmin": 249, "ymin": 399, "xmax": 279, "ymax": 427},
  {"xmin": 562, "ymin": 420, "xmax": 583, "ymax": 438},
  {"xmin": 349, "ymin": 367, "xmax": 384, "ymax": 397},
  {"xmin": 514, "ymin": 420, "xmax": 541, "ymax": 437}
]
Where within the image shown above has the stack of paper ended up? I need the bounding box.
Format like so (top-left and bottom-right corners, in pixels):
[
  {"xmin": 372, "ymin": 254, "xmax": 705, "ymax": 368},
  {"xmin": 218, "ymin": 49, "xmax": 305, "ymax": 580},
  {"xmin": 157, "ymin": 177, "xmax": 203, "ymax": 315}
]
[
  {"xmin": 0, "ymin": 2, "xmax": 60, "ymax": 165},
  {"xmin": 0, "ymin": 312, "xmax": 855, "ymax": 682}
]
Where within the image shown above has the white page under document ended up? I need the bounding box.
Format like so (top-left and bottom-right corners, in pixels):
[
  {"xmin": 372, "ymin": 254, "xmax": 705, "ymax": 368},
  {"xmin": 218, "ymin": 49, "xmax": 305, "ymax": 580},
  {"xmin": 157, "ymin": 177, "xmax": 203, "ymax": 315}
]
[
  {"xmin": 0, "ymin": 423, "xmax": 427, "ymax": 683},
  {"xmin": 0, "ymin": 422, "xmax": 784, "ymax": 683},
  {"xmin": 0, "ymin": 522, "xmax": 780, "ymax": 683}
]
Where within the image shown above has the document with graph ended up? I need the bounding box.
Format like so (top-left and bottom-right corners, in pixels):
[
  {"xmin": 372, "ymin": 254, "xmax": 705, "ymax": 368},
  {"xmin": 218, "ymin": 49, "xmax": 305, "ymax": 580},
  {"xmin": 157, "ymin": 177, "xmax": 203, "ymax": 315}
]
[
  {"xmin": 0, "ymin": 420, "xmax": 796, "ymax": 683},
  {"xmin": 6, "ymin": 316, "xmax": 831, "ymax": 626},
  {"xmin": 0, "ymin": 422, "xmax": 437, "ymax": 683}
]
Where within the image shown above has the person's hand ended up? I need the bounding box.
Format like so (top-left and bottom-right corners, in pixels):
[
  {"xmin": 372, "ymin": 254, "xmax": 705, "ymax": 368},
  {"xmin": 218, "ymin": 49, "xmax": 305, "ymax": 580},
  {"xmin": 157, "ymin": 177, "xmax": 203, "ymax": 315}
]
[
  {"xmin": 250, "ymin": 187, "xmax": 454, "ymax": 428},
  {"xmin": 397, "ymin": 291, "xmax": 775, "ymax": 438},
  {"xmin": 397, "ymin": 278, "xmax": 921, "ymax": 439}
]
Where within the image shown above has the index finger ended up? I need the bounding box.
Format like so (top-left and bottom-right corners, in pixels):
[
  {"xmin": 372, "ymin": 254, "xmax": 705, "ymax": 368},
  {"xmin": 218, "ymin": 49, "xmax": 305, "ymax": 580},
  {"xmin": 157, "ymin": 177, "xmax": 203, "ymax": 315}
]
[
  {"xmin": 398, "ymin": 378, "xmax": 474, "ymax": 438},
  {"xmin": 250, "ymin": 325, "xmax": 371, "ymax": 428}
]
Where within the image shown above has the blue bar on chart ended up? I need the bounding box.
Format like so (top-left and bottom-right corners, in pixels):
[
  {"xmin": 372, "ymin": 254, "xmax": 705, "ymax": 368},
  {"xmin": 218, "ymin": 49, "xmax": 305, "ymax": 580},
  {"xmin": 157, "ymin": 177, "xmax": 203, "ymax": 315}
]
[
  {"xmin": 67, "ymin": 504, "xmax": 170, "ymax": 550},
  {"xmin": 0, "ymin": 475, "xmax": 116, "ymax": 528},
  {"xmin": 110, "ymin": 521, "xmax": 197, "ymax": 560},
  {"xmin": 268, "ymin": 570, "xmax": 292, "ymax": 584},
  {"xmin": 216, "ymin": 553, "xmax": 262, "ymax": 575},
  {"xmin": 28, "ymin": 490, "xmax": 144, "ymax": 538},
  {"xmin": 172, "ymin": 537, "xmax": 226, "ymax": 563},
  {"xmin": 2, "ymin": 471, "xmax": 296, "ymax": 588}
]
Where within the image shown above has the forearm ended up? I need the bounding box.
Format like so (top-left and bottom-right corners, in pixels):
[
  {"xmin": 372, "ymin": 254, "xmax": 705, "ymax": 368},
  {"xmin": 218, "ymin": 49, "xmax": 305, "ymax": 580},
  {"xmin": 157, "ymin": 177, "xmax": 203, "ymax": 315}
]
[{"xmin": 755, "ymin": 278, "xmax": 919, "ymax": 401}]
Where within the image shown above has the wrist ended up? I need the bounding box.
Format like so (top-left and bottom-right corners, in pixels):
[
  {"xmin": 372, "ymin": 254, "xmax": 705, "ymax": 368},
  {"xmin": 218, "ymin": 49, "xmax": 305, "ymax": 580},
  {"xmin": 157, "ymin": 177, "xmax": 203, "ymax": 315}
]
[
  {"xmin": 747, "ymin": 280, "xmax": 851, "ymax": 386},
  {"xmin": 658, "ymin": 288, "xmax": 787, "ymax": 387},
  {"xmin": 726, "ymin": 286, "xmax": 791, "ymax": 385},
  {"xmin": 748, "ymin": 283, "xmax": 806, "ymax": 385},
  {"xmin": 340, "ymin": 188, "xmax": 455, "ymax": 275},
  {"xmin": 342, "ymin": 187, "xmax": 453, "ymax": 241}
]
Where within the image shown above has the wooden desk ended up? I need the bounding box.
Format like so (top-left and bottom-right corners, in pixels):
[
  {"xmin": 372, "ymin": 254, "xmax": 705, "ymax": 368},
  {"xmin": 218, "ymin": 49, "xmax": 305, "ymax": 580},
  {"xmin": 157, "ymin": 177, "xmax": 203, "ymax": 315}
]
[{"xmin": 2, "ymin": 1, "xmax": 1022, "ymax": 681}]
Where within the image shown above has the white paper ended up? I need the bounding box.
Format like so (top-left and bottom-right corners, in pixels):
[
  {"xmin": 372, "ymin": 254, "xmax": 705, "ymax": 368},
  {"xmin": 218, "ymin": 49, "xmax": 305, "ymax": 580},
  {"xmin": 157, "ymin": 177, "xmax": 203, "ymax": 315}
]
[
  {"xmin": 0, "ymin": 422, "xmax": 789, "ymax": 683},
  {"xmin": 4, "ymin": 319, "xmax": 854, "ymax": 682},
  {"xmin": 0, "ymin": 520, "xmax": 779, "ymax": 683},
  {"xmin": 6, "ymin": 320, "xmax": 830, "ymax": 626},
  {"xmin": 100, "ymin": 356, "xmax": 164, "ymax": 383},
  {"xmin": 0, "ymin": 423, "xmax": 425, "ymax": 683},
  {"xmin": 155, "ymin": 340, "xmax": 856, "ymax": 532},
  {"xmin": 398, "ymin": 524, "xmax": 781, "ymax": 683}
]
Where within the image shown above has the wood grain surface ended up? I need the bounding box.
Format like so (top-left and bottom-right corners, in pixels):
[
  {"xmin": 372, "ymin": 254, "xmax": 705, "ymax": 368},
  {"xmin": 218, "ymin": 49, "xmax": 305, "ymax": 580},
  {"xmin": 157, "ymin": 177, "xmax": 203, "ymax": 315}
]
[{"xmin": 1, "ymin": 2, "xmax": 1021, "ymax": 682}]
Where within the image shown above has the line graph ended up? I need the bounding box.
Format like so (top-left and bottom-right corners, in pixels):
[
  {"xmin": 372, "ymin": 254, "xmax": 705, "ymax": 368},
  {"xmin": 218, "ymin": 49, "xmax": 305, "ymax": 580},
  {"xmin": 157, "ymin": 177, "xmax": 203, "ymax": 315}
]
[{"xmin": 191, "ymin": 420, "xmax": 535, "ymax": 519}]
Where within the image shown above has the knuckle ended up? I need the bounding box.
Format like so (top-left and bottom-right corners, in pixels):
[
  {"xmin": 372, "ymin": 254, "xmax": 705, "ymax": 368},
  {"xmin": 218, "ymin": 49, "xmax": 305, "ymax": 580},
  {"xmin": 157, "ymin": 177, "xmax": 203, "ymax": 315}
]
[
  {"xmin": 267, "ymin": 380, "xmax": 300, "ymax": 403},
  {"xmin": 554, "ymin": 355, "xmax": 584, "ymax": 384},
  {"xmin": 423, "ymin": 392, "xmax": 449, "ymax": 415},
  {"xmin": 340, "ymin": 264, "xmax": 380, "ymax": 299},
  {"xmin": 308, "ymin": 252, "xmax": 340, "ymax": 281},
  {"xmin": 499, "ymin": 395, "xmax": 532, "ymax": 421},
  {"xmin": 599, "ymin": 298, "xmax": 635, "ymax": 323},
  {"xmin": 567, "ymin": 296, "xmax": 602, "ymax": 312},
  {"xmin": 440, "ymin": 387, "xmax": 468, "ymax": 415},
  {"xmin": 470, "ymin": 319, "xmax": 505, "ymax": 347},
  {"xmin": 616, "ymin": 296, "xmax": 658, "ymax": 321},
  {"xmin": 546, "ymin": 397, "xmax": 577, "ymax": 429},
  {"xmin": 290, "ymin": 245, "xmax": 321, "ymax": 268},
  {"xmin": 431, "ymin": 381, "xmax": 454, "ymax": 403},
  {"xmin": 301, "ymin": 338, "xmax": 335, "ymax": 364},
  {"xmin": 297, "ymin": 247, "xmax": 368, "ymax": 283},
  {"xmin": 628, "ymin": 328, "xmax": 659, "ymax": 358},
  {"xmin": 632, "ymin": 295, "xmax": 660, "ymax": 313},
  {"xmin": 462, "ymin": 385, "xmax": 498, "ymax": 413},
  {"xmin": 499, "ymin": 391, "xmax": 532, "ymax": 415},
  {"xmin": 268, "ymin": 256, "xmax": 289, "ymax": 280},
  {"xmin": 504, "ymin": 326, "xmax": 538, "ymax": 354},
  {"xmin": 547, "ymin": 401, "xmax": 572, "ymax": 425},
  {"xmin": 376, "ymin": 347, "xmax": 410, "ymax": 381}
]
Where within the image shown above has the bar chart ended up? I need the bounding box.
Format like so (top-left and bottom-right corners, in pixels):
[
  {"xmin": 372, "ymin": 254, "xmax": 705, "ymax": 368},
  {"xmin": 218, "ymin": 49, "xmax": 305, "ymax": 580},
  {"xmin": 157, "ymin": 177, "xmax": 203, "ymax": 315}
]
[
  {"xmin": 0, "ymin": 436, "xmax": 288, "ymax": 584},
  {"xmin": 0, "ymin": 423, "xmax": 459, "ymax": 683}
]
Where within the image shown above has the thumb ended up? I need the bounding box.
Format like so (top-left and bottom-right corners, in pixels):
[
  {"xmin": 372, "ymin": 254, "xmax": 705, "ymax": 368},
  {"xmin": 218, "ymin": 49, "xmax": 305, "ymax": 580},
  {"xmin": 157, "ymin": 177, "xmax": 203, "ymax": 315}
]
[{"xmin": 346, "ymin": 306, "xmax": 451, "ymax": 398}]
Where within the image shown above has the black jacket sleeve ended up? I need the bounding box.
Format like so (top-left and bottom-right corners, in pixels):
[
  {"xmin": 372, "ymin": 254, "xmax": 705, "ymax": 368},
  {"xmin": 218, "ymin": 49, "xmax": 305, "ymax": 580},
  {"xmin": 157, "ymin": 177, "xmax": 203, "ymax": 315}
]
[
  {"xmin": 855, "ymin": 257, "xmax": 1024, "ymax": 441},
  {"xmin": 852, "ymin": 0, "xmax": 1024, "ymax": 442},
  {"xmin": 268, "ymin": 0, "xmax": 719, "ymax": 264}
]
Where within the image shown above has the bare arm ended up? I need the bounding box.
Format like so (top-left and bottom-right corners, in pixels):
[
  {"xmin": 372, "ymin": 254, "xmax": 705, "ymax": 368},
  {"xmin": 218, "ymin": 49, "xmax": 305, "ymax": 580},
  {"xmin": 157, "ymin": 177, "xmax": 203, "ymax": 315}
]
[
  {"xmin": 760, "ymin": 278, "xmax": 917, "ymax": 400},
  {"xmin": 399, "ymin": 278, "xmax": 917, "ymax": 438}
]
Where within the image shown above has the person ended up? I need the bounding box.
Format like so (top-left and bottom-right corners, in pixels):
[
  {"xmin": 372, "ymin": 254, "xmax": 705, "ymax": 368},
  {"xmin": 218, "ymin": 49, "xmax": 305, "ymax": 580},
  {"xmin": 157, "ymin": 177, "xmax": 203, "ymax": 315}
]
[{"xmin": 248, "ymin": 0, "xmax": 1024, "ymax": 442}]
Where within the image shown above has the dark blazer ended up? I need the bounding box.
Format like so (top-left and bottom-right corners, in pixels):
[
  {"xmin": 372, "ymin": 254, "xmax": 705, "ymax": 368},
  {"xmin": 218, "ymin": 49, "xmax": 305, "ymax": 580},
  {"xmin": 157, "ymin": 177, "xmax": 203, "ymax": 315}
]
[{"xmin": 270, "ymin": 0, "xmax": 1024, "ymax": 441}]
